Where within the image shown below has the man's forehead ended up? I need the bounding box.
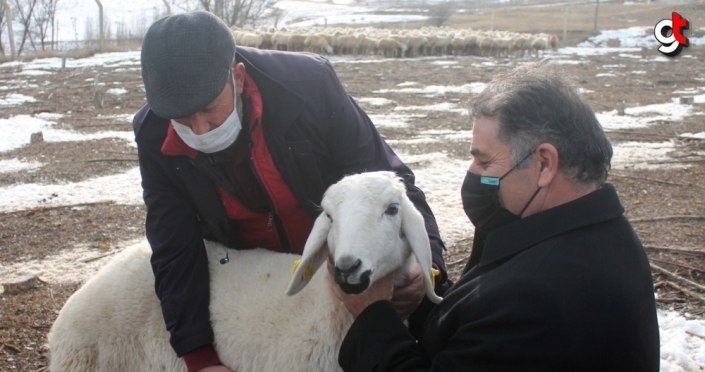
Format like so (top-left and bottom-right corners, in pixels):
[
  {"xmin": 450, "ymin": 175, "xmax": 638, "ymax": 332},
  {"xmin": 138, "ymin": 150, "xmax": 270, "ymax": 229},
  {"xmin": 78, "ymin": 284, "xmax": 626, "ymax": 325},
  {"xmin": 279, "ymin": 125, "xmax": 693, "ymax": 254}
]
[{"xmin": 470, "ymin": 116, "xmax": 503, "ymax": 158}]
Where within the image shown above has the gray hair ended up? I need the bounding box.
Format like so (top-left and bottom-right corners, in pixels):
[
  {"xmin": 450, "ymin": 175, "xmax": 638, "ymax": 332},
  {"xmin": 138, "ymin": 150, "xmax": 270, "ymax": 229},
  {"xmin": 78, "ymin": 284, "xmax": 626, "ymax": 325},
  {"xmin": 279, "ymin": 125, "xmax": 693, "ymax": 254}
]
[{"xmin": 470, "ymin": 61, "xmax": 612, "ymax": 185}]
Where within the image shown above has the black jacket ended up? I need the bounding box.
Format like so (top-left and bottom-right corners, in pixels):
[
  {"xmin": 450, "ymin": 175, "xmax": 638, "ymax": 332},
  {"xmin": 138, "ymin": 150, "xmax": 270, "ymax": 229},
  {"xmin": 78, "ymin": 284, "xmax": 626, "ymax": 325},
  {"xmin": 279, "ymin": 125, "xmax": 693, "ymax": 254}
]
[
  {"xmin": 339, "ymin": 184, "xmax": 660, "ymax": 371},
  {"xmin": 133, "ymin": 47, "xmax": 446, "ymax": 357}
]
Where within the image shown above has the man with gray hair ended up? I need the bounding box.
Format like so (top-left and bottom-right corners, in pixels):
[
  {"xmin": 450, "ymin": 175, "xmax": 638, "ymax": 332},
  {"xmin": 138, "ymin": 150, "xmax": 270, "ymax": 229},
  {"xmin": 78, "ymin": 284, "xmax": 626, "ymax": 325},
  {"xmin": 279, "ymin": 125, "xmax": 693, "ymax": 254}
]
[{"xmin": 330, "ymin": 62, "xmax": 660, "ymax": 371}]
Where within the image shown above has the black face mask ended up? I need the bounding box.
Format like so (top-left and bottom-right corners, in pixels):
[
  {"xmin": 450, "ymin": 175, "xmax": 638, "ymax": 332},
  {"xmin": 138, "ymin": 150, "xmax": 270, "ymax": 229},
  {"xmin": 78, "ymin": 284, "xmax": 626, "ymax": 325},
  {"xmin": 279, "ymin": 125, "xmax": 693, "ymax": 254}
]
[{"xmin": 461, "ymin": 153, "xmax": 541, "ymax": 232}]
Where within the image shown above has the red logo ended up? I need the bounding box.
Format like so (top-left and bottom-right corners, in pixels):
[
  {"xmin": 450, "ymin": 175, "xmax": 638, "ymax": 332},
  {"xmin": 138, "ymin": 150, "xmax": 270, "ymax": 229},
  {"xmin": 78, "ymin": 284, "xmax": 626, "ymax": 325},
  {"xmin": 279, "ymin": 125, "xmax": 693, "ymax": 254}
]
[{"xmin": 654, "ymin": 12, "xmax": 690, "ymax": 57}]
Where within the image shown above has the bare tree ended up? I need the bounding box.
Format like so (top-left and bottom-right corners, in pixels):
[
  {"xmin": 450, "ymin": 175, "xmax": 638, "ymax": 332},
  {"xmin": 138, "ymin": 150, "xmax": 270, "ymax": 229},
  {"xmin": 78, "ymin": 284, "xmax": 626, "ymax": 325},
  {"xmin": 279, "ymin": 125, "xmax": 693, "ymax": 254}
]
[
  {"xmin": 0, "ymin": 1, "xmax": 6, "ymax": 56},
  {"xmin": 175, "ymin": 0, "xmax": 280, "ymax": 28},
  {"xmin": 12, "ymin": 0, "xmax": 39, "ymax": 55},
  {"xmin": 427, "ymin": 2, "xmax": 454, "ymax": 28},
  {"xmin": 31, "ymin": 0, "xmax": 59, "ymax": 50}
]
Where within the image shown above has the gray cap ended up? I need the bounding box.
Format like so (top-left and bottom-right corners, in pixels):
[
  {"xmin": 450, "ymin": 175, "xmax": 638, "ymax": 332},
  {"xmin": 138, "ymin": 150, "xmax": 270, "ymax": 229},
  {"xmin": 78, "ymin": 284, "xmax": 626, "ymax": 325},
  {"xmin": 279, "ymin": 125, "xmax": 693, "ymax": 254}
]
[{"xmin": 141, "ymin": 11, "xmax": 236, "ymax": 119}]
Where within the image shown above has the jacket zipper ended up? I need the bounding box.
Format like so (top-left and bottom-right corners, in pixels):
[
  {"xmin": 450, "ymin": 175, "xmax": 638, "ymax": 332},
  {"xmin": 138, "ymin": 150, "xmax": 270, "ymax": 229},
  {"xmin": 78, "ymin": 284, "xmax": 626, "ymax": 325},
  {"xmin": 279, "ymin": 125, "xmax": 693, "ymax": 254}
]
[{"xmin": 247, "ymin": 140, "xmax": 292, "ymax": 253}]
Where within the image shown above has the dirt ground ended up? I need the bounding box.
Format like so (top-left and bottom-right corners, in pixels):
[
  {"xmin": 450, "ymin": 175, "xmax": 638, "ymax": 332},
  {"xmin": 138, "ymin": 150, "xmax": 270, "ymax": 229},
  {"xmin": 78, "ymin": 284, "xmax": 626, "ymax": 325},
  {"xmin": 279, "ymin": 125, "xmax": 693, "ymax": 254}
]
[{"xmin": 2, "ymin": 5, "xmax": 705, "ymax": 371}]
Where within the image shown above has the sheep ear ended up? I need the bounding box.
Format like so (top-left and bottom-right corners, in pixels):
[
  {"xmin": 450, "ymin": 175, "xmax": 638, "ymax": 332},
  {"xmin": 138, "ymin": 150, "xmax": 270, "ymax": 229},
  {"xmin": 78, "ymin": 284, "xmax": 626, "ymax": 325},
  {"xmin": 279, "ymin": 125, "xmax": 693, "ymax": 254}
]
[
  {"xmin": 401, "ymin": 195, "xmax": 443, "ymax": 304},
  {"xmin": 285, "ymin": 213, "xmax": 331, "ymax": 296}
]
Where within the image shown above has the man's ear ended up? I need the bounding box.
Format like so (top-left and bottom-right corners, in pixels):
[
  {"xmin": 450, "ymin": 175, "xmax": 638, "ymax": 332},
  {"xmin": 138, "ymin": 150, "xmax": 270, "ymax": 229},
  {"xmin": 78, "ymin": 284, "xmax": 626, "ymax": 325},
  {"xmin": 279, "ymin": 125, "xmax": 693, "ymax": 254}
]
[
  {"xmin": 536, "ymin": 143, "xmax": 559, "ymax": 188},
  {"xmin": 233, "ymin": 63, "xmax": 246, "ymax": 95}
]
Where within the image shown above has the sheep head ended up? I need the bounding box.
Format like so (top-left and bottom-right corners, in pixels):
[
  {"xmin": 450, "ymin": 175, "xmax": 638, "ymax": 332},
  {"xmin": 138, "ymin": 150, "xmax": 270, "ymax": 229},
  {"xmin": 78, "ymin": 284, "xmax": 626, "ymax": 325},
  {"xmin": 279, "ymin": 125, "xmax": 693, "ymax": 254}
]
[{"xmin": 286, "ymin": 171, "xmax": 443, "ymax": 304}]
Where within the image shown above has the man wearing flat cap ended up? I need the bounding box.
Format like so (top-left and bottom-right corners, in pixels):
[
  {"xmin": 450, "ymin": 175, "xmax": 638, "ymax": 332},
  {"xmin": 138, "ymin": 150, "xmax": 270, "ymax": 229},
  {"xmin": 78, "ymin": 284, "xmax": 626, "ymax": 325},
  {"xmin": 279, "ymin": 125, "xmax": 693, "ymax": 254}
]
[{"xmin": 134, "ymin": 11, "xmax": 447, "ymax": 371}]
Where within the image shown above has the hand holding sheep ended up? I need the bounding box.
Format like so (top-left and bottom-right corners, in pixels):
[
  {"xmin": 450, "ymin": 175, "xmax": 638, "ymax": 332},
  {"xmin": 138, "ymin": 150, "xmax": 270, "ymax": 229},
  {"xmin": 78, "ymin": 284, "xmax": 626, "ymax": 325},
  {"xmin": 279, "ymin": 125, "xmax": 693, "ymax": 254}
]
[
  {"xmin": 326, "ymin": 257, "xmax": 425, "ymax": 319},
  {"xmin": 327, "ymin": 256, "xmax": 395, "ymax": 318}
]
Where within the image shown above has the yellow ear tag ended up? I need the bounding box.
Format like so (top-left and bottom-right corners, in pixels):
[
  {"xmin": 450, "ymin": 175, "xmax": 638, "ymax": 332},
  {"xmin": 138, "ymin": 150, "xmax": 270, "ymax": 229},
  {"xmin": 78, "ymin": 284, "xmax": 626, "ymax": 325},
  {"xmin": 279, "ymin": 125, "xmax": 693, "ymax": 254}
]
[
  {"xmin": 292, "ymin": 259, "xmax": 315, "ymax": 281},
  {"xmin": 430, "ymin": 268, "xmax": 440, "ymax": 289}
]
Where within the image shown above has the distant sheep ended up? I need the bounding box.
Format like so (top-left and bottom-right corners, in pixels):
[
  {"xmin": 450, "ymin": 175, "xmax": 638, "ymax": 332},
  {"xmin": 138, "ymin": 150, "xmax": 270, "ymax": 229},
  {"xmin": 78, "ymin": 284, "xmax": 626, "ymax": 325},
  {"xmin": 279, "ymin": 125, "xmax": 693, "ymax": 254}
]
[
  {"xmin": 304, "ymin": 34, "xmax": 333, "ymax": 55},
  {"xmin": 240, "ymin": 33, "xmax": 264, "ymax": 49},
  {"xmin": 531, "ymin": 37, "xmax": 548, "ymax": 58},
  {"xmin": 48, "ymin": 171, "xmax": 442, "ymax": 372},
  {"xmin": 377, "ymin": 38, "xmax": 407, "ymax": 58},
  {"xmin": 286, "ymin": 34, "xmax": 307, "ymax": 52}
]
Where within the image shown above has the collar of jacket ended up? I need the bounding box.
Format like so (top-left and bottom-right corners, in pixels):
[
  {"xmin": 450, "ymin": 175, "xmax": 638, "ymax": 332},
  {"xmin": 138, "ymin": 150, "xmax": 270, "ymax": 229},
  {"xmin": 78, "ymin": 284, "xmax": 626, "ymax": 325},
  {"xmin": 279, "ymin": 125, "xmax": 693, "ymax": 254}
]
[
  {"xmin": 160, "ymin": 70, "xmax": 264, "ymax": 159},
  {"xmin": 478, "ymin": 183, "xmax": 624, "ymax": 267},
  {"xmin": 235, "ymin": 48, "xmax": 304, "ymax": 134}
]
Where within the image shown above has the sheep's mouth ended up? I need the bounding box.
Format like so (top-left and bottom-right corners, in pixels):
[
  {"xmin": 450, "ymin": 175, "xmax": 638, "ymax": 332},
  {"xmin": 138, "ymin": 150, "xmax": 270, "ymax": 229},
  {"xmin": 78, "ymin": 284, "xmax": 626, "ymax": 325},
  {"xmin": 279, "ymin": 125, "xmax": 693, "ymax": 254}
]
[{"xmin": 335, "ymin": 270, "xmax": 371, "ymax": 295}]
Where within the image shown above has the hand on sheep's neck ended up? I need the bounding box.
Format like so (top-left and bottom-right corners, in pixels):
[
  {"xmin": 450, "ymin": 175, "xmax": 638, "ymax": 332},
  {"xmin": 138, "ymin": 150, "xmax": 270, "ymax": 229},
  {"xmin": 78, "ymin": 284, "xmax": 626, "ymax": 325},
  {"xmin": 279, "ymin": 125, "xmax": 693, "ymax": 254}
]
[
  {"xmin": 389, "ymin": 262, "xmax": 425, "ymax": 320},
  {"xmin": 327, "ymin": 256, "xmax": 394, "ymax": 318}
]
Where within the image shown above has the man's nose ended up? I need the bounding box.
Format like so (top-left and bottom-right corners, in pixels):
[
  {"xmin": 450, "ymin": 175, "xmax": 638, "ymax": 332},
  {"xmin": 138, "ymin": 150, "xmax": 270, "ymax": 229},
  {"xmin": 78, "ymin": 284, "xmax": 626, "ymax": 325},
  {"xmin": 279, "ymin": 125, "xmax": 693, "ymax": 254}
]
[{"xmin": 189, "ymin": 113, "xmax": 213, "ymax": 135}]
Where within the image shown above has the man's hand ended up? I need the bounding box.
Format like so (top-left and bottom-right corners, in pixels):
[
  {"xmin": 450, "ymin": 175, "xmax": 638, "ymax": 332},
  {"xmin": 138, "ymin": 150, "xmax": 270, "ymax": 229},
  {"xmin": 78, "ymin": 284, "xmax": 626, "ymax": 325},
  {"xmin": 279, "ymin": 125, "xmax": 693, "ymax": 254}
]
[
  {"xmin": 196, "ymin": 366, "xmax": 235, "ymax": 372},
  {"xmin": 327, "ymin": 257, "xmax": 394, "ymax": 318},
  {"xmin": 390, "ymin": 262, "xmax": 425, "ymax": 320}
]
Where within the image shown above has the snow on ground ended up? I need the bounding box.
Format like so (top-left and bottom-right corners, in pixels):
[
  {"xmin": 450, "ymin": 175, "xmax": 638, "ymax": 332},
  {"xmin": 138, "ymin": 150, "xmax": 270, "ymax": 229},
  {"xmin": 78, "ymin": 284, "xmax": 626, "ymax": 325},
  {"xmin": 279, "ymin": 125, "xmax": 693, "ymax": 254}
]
[
  {"xmin": 0, "ymin": 238, "xmax": 143, "ymax": 289},
  {"xmin": 0, "ymin": 93, "xmax": 36, "ymax": 107},
  {"xmin": 597, "ymin": 100, "xmax": 691, "ymax": 131},
  {"xmin": 0, "ymin": 167, "xmax": 142, "ymax": 213},
  {"xmin": 0, "ymin": 51, "xmax": 142, "ymax": 74},
  {"xmin": 355, "ymin": 97, "xmax": 395, "ymax": 106},
  {"xmin": 0, "ymin": 159, "xmax": 43, "ymax": 174},
  {"xmin": 394, "ymin": 102, "xmax": 469, "ymax": 116},
  {"xmin": 374, "ymin": 82, "xmax": 487, "ymax": 96},
  {"xmin": 0, "ymin": 115, "xmax": 135, "ymax": 153},
  {"xmin": 611, "ymin": 141, "xmax": 684, "ymax": 170},
  {"xmin": 659, "ymin": 310, "xmax": 705, "ymax": 371},
  {"xmin": 367, "ymin": 113, "xmax": 423, "ymax": 128}
]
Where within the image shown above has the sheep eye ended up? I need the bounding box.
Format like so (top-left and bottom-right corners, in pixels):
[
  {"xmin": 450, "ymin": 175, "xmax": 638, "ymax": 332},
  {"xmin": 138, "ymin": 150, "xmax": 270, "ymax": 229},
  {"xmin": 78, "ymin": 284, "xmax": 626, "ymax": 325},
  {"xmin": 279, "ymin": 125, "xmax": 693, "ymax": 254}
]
[
  {"xmin": 385, "ymin": 204, "xmax": 399, "ymax": 216},
  {"xmin": 325, "ymin": 213, "xmax": 333, "ymax": 222}
]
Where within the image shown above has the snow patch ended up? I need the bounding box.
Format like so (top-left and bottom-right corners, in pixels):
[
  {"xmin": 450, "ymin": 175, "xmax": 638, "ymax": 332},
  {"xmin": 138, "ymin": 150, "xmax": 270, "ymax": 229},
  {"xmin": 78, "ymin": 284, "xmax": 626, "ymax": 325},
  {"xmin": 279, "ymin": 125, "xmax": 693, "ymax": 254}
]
[
  {"xmin": 0, "ymin": 93, "xmax": 36, "ymax": 107},
  {"xmin": 0, "ymin": 159, "xmax": 43, "ymax": 174}
]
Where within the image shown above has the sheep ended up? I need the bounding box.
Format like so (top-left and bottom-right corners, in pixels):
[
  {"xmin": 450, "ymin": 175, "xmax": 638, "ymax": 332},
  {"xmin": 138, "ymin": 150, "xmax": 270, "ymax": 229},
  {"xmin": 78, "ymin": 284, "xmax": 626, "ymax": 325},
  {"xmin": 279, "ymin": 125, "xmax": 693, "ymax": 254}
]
[
  {"xmin": 531, "ymin": 36, "xmax": 548, "ymax": 58},
  {"xmin": 48, "ymin": 171, "xmax": 442, "ymax": 372},
  {"xmin": 479, "ymin": 36, "xmax": 493, "ymax": 57},
  {"xmin": 304, "ymin": 34, "xmax": 333, "ymax": 55},
  {"xmin": 286, "ymin": 34, "xmax": 307, "ymax": 52},
  {"xmin": 406, "ymin": 35, "xmax": 427, "ymax": 57},
  {"xmin": 337, "ymin": 34, "xmax": 362, "ymax": 56},
  {"xmin": 358, "ymin": 37, "xmax": 378, "ymax": 56},
  {"xmin": 240, "ymin": 33, "xmax": 264, "ymax": 49},
  {"xmin": 271, "ymin": 32, "xmax": 290, "ymax": 51},
  {"xmin": 376, "ymin": 38, "xmax": 407, "ymax": 58}
]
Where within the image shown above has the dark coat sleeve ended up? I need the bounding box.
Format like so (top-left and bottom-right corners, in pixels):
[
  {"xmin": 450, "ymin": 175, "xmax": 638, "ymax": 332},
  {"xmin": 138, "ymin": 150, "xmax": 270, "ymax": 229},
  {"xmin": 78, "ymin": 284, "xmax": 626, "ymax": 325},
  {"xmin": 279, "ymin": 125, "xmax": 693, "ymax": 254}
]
[
  {"xmin": 317, "ymin": 60, "xmax": 447, "ymax": 280},
  {"xmin": 134, "ymin": 108, "xmax": 214, "ymax": 357}
]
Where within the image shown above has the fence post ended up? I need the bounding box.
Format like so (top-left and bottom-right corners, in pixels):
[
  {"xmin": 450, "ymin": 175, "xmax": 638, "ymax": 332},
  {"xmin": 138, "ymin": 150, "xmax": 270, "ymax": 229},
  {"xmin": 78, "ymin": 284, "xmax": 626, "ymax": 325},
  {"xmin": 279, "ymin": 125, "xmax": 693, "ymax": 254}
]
[
  {"xmin": 563, "ymin": 9, "xmax": 567, "ymax": 42},
  {"xmin": 594, "ymin": 0, "xmax": 599, "ymax": 32},
  {"xmin": 0, "ymin": 0, "xmax": 17, "ymax": 61},
  {"xmin": 162, "ymin": 0, "xmax": 171, "ymax": 16},
  {"xmin": 95, "ymin": 0, "xmax": 104, "ymax": 52}
]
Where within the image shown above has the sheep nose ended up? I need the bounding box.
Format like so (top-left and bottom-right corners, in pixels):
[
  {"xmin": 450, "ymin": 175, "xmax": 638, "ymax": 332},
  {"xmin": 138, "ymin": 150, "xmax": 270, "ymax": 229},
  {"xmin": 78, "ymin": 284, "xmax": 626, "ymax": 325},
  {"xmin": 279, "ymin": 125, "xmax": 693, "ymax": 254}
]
[{"xmin": 335, "ymin": 256, "xmax": 362, "ymax": 276}]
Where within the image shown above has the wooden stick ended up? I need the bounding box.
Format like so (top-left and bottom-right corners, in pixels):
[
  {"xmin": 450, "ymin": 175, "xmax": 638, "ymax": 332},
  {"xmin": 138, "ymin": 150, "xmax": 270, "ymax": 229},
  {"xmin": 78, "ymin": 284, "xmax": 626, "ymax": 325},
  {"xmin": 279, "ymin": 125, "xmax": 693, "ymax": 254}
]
[
  {"xmin": 0, "ymin": 342, "xmax": 21, "ymax": 353},
  {"xmin": 631, "ymin": 215, "xmax": 705, "ymax": 223},
  {"xmin": 686, "ymin": 330, "xmax": 705, "ymax": 340},
  {"xmin": 663, "ymin": 281, "xmax": 705, "ymax": 303},
  {"xmin": 650, "ymin": 258, "xmax": 703, "ymax": 273},
  {"xmin": 651, "ymin": 263, "xmax": 705, "ymax": 293},
  {"xmin": 80, "ymin": 251, "xmax": 117, "ymax": 263},
  {"xmin": 0, "ymin": 201, "xmax": 116, "ymax": 215},
  {"xmin": 644, "ymin": 245, "xmax": 705, "ymax": 255}
]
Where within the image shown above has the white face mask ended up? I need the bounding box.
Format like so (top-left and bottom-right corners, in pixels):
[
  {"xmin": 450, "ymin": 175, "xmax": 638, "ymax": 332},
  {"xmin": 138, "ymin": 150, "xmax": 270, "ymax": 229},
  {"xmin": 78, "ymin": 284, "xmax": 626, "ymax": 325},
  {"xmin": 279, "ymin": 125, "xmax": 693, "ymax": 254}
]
[{"xmin": 171, "ymin": 78, "xmax": 242, "ymax": 154}]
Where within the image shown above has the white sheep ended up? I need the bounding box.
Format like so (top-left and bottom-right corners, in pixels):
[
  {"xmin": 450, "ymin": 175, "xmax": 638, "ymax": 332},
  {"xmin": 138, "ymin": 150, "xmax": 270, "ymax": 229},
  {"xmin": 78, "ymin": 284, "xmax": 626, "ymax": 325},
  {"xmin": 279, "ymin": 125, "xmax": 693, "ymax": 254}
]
[{"xmin": 48, "ymin": 171, "xmax": 442, "ymax": 372}]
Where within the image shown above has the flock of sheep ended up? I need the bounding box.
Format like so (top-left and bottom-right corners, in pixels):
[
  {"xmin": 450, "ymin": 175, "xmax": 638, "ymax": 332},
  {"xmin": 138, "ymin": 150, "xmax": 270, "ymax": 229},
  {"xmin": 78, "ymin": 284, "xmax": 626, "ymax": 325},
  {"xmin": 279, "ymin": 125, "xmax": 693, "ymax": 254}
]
[{"xmin": 233, "ymin": 26, "xmax": 560, "ymax": 59}]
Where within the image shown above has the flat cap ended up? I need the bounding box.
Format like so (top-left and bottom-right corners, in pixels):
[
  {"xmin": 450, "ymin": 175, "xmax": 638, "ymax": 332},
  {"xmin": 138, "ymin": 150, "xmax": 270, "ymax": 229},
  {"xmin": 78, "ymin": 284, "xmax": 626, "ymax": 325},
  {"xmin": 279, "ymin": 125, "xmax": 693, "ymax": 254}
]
[{"xmin": 141, "ymin": 11, "xmax": 236, "ymax": 119}]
